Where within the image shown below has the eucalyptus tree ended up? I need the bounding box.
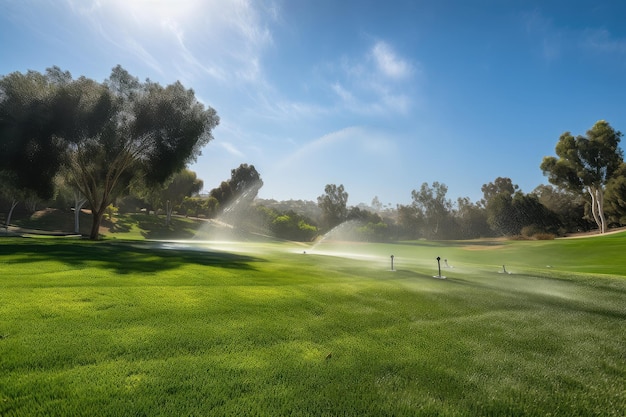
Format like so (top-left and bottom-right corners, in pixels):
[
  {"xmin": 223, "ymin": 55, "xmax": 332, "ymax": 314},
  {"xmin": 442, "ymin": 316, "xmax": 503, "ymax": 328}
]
[
  {"xmin": 60, "ymin": 66, "xmax": 219, "ymax": 239},
  {"xmin": 532, "ymin": 184, "xmax": 589, "ymax": 233},
  {"xmin": 411, "ymin": 182, "xmax": 452, "ymax": 238},
  {"xmin": 540, "ymin": 120, "xmax": 623, "ymax": 233},
  {"xmin": 317, "ymin": 184, "xmax": 349, "ymax": 230},
  {"xmin": 481, "ymin": 177, "xmax": 519, "ymax": 235}
]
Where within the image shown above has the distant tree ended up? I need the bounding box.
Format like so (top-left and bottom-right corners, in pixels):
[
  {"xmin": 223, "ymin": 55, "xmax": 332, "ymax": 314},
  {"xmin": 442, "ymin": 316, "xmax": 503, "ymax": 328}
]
[
  {"xmin": 532, "ymin": 184, "xmax": 590, "ymax": 233},
  {"xmin": 229, "ymin": 163, "xmax": 263, "ymax": 198},
  {"xmin": 411, "ymin": 182, "xmax": 452, "ymax": 239},
  {"xmin": 209, "ymin": 181, "xmax": 233, "ymax": 206},
  {"xmin": 317, "ymin": 184, "xmax": 348, "ymax": 230},
  {"xmin": 480, "ymin": 177, "xmax": 518, "ymax": 207},
  {"xmin": 395, "ymin": 203, "xmax": 421, "ymax": 240},
  {"xmin": 145, "ymin": 169, "xmax": 204, "ymax": 226},
  {"xmin": 540, "ymin": 120, "xmax": 623, "ymax": 233},
  {"xmin": 269, "ymin": 209, "xmax": 318, "ymax": 241},
  {"xmin": 454, "ymin": 197, "xmax": 490, "ymax": 239},
  {"xmin": 481, "ymin": 177, "xmax": 519, "ymax": 235},
  {"xmin": 510, "ymin": 192, "xmax": 560, "ymax": 236},
  {"xmin": 209, "ymin": 164, "xmax": 263, "ymax": 225}
]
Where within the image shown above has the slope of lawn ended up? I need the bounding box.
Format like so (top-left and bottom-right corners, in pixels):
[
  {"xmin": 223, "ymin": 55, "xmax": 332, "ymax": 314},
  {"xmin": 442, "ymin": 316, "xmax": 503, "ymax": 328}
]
[{"xmin": 0, "ymin": 230, "xmax": 624, "ymax": 415}]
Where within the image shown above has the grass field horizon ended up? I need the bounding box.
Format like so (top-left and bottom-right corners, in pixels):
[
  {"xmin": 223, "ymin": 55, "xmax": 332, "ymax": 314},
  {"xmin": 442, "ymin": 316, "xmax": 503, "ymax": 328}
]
[{"xmin": 1, "ymin": 217, "xmax": 625, "ymax": 416}]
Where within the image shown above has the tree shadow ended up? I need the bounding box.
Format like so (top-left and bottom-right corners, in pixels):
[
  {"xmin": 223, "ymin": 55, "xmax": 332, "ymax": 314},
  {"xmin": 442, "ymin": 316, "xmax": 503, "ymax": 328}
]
[{"xmin": 0, "ymin": 239, "xmax": 262, "ymax": 274}]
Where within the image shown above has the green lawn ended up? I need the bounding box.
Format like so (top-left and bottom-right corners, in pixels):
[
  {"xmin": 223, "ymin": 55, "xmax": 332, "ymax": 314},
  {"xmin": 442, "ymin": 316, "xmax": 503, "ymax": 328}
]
[{"xmin": 0, "ymin": 234, "xmax": 625, "ymax": 416}]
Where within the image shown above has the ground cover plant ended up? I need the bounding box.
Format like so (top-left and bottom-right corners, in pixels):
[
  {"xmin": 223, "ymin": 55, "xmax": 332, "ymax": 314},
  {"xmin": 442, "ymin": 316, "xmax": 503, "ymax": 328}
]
[{"xmin": 0, "ymin": 232, "xmax": 625, "ymax": 416}]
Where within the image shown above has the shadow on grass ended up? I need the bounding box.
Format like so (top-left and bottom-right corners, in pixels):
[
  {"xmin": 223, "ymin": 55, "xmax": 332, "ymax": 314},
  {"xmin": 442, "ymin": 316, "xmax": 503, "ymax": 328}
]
[
  {"xmin": 108, "ymin": 214, "xmax": 200, "ymax": 240},
  {"xmin": 0, "ymin": 239, "xmax": 261, "ymax": 274},
  {"xmin": 447, "ymin": 275, "xmax": 626, "ymax": 321}
]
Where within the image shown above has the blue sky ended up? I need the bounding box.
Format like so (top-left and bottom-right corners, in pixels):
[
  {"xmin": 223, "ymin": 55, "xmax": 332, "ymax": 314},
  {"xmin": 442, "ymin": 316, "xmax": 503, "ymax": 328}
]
[{"xmin": 2, "ymin": 1, "xmax": 626, "ymax": 207}]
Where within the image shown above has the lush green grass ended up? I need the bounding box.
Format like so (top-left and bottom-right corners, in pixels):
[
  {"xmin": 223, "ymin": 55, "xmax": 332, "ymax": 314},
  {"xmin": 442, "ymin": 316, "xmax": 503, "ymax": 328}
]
[{"xmin": 0, "ymin": 234, "xmax": 625, "ymax": 416}]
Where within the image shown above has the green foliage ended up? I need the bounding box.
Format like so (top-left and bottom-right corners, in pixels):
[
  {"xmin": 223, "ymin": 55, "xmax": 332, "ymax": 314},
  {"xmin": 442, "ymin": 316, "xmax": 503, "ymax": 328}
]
[
  {"xmin": 317, "ymin": 184, "xmax": 349, "ymax": 230},
  {"xmin": 0, "ymin": 70, "xmax": 65, "ymax": 199},
  {"xmin": 0, "ymin": 66, "xmax": 219, "ymax": 240},
  {"xmin": 541, "ymin": 120, "xmax": 624, "ymax": 233},
  {"xmin": 256, "ymin": 206, "xmax": 318, "ymax": 241},
  {"xmin": 411, "ymin": 182, "xmax": 453, "ymax": 239}
]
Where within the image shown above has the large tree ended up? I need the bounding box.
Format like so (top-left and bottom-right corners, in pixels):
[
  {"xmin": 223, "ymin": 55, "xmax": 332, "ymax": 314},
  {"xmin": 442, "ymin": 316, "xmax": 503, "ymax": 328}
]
[
  {"xmin": 540, "ymin": 120, "xmax": 623, "ymax": 233},
  {"xmin": 58, "ymin": 66, "xmax": 218, "ymax": 239},
  {"xmin": 2, "ymin": 66, "xmax": 219, "ymax": 239}
]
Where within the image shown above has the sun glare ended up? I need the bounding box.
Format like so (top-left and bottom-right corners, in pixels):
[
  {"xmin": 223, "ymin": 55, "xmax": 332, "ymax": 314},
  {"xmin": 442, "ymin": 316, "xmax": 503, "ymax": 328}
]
[{"xmin": 111, "ymin": 0, "xmax": 202, "ymax": 27}]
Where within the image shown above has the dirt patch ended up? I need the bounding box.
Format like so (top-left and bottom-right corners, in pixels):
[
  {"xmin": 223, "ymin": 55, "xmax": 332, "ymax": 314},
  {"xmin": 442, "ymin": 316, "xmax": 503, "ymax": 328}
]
[{"xmin": 561, "ymin": 226, "xmax": 626, "ymax": 239}]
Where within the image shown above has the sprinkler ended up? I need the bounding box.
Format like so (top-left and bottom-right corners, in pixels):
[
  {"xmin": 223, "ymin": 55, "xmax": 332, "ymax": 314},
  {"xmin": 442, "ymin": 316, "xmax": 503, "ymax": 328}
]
[
  {"xmin": 390, "ymin": 255, "xmax": 395, "ymax": 271},
  {"xmin": 434, "ymin": 256, "xmax": 446, "ymax": 279}
]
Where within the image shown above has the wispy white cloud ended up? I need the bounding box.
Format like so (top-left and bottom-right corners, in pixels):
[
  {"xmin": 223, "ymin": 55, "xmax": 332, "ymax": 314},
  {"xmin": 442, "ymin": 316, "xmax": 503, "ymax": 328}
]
[
  {"xmin": 522, "ymin": 10, "xmax": 563, "ymax": 62},
  {"xmin": 581, "ymin": 28, "xmax": 626, "ymax": 55},
  {"xmin": 63, "ymin": 0, "xmax": 277, "ymax": 85},
  {"xmin": 326, "ymin": 41, "xmax": 418, "ymax": 116},
  {"xmin": 219, "ymin": 141, "xmax": 246, "ymax": 158},
  {"xmin": 370, "ymin": 41, "xmax": 413, "ymax": 79}
]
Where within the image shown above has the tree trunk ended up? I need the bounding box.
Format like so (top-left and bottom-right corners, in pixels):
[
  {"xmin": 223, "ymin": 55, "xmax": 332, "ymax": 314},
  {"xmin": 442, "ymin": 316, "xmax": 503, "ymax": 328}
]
[
  {"xmin": 166, "ymin": 200, "xmax": 172, "ymax": 227},
  {"xmin": 74, "ymin": 197, "xmax": 87, "ymax": 234},
  {"xmin": 4, "ymin": 199, "xmax": 19, "ymax": 232},
  {"xmin": 89, "ymin": 208, "xmax": 105, "ymax": 240},
  {"xmin": 587, "ymin": 186, "xmax": 606, "ymax": 234},
  {"xmin": 596, "ymin": 187, "xmax": 606, "ymax": 233}
]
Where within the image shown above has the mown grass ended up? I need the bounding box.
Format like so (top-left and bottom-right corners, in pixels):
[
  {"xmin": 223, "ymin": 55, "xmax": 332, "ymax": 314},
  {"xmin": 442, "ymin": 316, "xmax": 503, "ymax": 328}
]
[{"xmin": 0, "ymin": 234, "xmax": 625, "ymax": 416}]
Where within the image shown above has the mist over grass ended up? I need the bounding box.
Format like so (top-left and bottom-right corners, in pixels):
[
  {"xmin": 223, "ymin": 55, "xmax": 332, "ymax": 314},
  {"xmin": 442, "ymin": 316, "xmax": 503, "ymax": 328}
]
[{"xmin": 0, "ymin": 234, "xmax": 624, "ymax": 416}]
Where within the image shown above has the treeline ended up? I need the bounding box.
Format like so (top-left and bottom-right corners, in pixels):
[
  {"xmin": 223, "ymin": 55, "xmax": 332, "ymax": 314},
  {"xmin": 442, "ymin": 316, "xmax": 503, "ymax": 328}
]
[{"xmin": 2, "ymin": 64, "xmax": 625, "ymax": 241}]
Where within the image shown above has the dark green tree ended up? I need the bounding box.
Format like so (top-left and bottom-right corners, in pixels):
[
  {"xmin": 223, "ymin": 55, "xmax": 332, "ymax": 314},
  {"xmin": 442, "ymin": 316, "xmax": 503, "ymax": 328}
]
[
  {"xmin": 533, "ymin": 184, "xmax": 590, "ymax": 233},
  {"xmin": 61, "ymin": 66, "xmax": 218, "ymax": 239},
  {"xmin": 454, "ymin": 197, "xmax": 491, "ymax": 239},
  {"xmin": 540, "ymin": 120, "xmax": 623, "ymax": 233},
  {"xmin": 317, "ymin": 184, "xmax": 348, "ymax": 230},
  {"xmin": 411, "ymin": 182, "xmax": 452, "ymax": 239},
  {"xmin": 604, "ymin": 162, "xmax": 626, "ymax": 226},
  {"xmin": 482, "ymin": 177, "xmax": 519, "ymax": 235},
  {"xmin": 0, "ymin": 70, "xmax": 65, "ymax": 200}
]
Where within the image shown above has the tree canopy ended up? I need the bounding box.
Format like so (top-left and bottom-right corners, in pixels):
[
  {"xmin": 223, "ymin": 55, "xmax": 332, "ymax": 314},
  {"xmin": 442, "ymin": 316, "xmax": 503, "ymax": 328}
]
[
  {"xmin": 317, "ymin": 184, "xmax": 349, "ymax": 230},
  {"xmin": 0, "ymin": 65, "xmax": 219, "ymax": 239},
  {"xmin": 540, "ymin": 120, "xmax": 623, "ymax": 233}
]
